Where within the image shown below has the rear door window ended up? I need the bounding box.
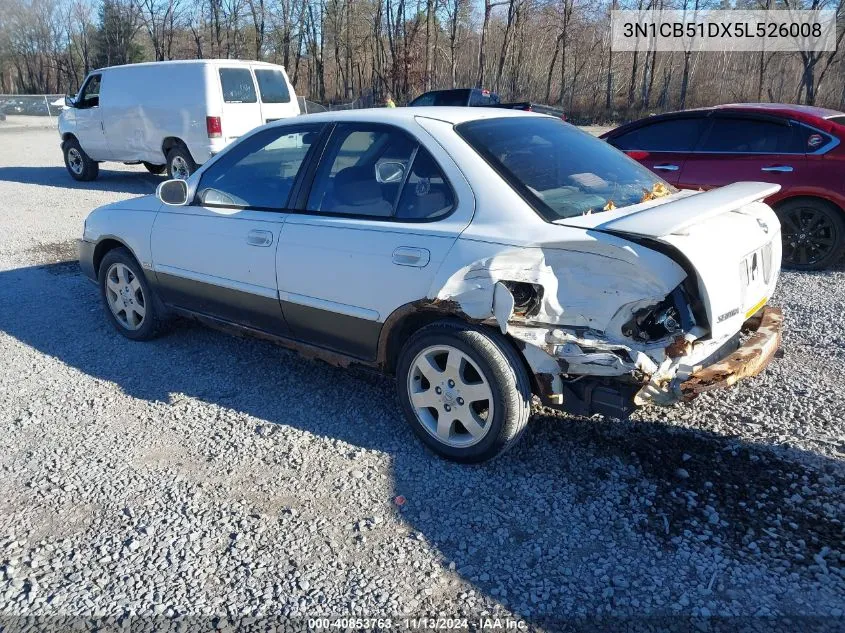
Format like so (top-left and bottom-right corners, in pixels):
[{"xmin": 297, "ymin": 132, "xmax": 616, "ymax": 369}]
[
  {"xmin": 254, "ymin": 69, "xmax": 291, "ymax": 104},
  {"xmin": 698, "ymin": 117, "xmax": 800, "ymax": 153},
  {"xmin": 610, "ymin": 117, "xmax": 707, "ymax": 152},
  {"xmin": 305, "ymin": 124, "xmax": 455, "ymax": 220},
  {"xmin": 395, "ymin": 149, "xmax": 455, "ymax": 220},
  {"xmin": 219, "ymin": 68, "xmax": 257, "ymax": 104},
  {"xmin": 306, "ymin": 125, "xmax": 415, "ymax": 217}
]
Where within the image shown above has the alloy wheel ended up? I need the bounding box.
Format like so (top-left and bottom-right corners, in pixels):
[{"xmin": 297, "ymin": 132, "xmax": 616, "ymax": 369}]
[
  {"xmin": 781, "ymin": 205, "xmax": 837, "ymax": 267},
  {"xmin": 105, "ymin": 263, "xmax": 146, "ymax": 330},
  {"xmin": 170, "ymin": 155, "xmax": 190, "ymax": 180},
  {"xmin": 67, "ymin": 148, "xmax": 84, "ymax": 175},
  {"xmin": 407, "ymin": 345, "xmax": 495, "ymax": 448}
]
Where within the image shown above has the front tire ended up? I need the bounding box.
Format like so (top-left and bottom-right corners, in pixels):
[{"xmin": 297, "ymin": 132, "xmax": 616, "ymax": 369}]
[
  {"xmin": 166, "ymin": 145, "xmax": 197, "ymax": 180},
  {"xmin": 63, "ymin": 138, "xmax": 99, "ymax": 181},
  {"xmin": 396, "ymin": 321, "xmax": 532, "ymax": 463},
  {"xmin": 776, "ymin": 198, "xmax": 845, "ymax": 270},
  {"xmin": 98, "ymin": 248, "xmax": 164, "ymax": 341}
]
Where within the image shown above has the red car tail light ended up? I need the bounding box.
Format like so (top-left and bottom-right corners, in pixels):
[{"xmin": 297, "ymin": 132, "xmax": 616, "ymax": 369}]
[{"xmin": 206, "ymin": 116, "xmax": 222, "ymax": 138}]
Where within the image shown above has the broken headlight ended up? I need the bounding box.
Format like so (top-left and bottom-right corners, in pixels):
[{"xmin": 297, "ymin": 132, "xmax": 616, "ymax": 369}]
[{"xmin": 622, "ymin": 287, "xmax": 694, "ymax": 343}]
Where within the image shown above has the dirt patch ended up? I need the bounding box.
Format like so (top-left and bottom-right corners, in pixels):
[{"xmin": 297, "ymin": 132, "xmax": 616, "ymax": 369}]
[{"xmin": 24, "ymin": 240, "xmax": 80, "ymax": 274}]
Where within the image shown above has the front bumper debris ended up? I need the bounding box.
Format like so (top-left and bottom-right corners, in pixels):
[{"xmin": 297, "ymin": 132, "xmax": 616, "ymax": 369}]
[{"xmin": 680, "ymin": 306, "xmax": 783, "ymax": 399}]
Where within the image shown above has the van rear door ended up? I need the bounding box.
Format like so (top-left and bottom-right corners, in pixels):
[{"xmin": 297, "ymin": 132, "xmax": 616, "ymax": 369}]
[
  {"xmin": 217, "ymin": 66, "xmax": 263, "ymax": 143},
  {"xmin": 252, "ymin": 65, "xmax": 301, "ymax": 123}
]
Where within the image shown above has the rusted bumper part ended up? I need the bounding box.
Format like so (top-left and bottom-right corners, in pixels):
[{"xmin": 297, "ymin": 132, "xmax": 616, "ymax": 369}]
[{"xmin": 680, "ymin": 306, "xmax": 783, "ymax": 399}]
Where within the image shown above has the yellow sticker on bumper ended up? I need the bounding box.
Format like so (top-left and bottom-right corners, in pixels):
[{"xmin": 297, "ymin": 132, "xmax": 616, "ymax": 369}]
[{"xmin": 745, "ymin": 297, "xmax": 768, "ymax": 319}]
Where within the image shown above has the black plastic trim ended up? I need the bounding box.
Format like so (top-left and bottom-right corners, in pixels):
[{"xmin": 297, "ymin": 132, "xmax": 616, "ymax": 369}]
[
  {"xmin": 280, "ymin": 301, "xmax": 382, "ymax": 361},
  {"xmin": 156, "ymin": 271, "xmax": 292, "ymax": 336}
]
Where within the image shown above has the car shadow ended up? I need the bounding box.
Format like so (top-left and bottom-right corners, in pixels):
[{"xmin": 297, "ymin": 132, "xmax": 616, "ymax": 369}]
[
  {"xmin": 0, "ymin": 258, "xmax": 842, "ymax": 623},
  {"xmin": 0, "ymin": 166, "xmax": 161, "ymax": 196}
]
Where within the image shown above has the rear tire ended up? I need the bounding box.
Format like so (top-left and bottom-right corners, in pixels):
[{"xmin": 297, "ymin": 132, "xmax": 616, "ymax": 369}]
[
  {"xmin": 143, "ymin": 162, "xmax": 166, "ymax": 175},
  {"xmin": 166, "ymin": 145, "xmax": 197, "ymax": 180},
  {"xmin": 776, "ymin": 198, "xmax": 845, "ymax": 270},
  {"xmin": 63, "ymin": 138, "xmax": 99, "ymax": 181},
  {"xmin": 396, "ymin": 320, "xmax": 532, "ymax": 463},
  {"xmin": 98, "ymin": 247, "xmax": 165, "ymax": 341}
]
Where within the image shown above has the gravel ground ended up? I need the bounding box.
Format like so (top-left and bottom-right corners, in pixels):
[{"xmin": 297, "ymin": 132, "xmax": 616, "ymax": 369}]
[{"xmin": 0, "ymin": 126, "xmax": 843, "ymax": 631}]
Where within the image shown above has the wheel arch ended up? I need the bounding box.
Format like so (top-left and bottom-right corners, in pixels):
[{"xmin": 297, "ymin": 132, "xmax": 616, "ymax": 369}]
[
  {"xmin": 161, "ymin": 137, "xmax": 195, "ymax": 162},
  {"xmin": 376, "ymin": 302, "xmax": 540, "ymax": 396},
  {"xmin": 772, "ymin": 193, "xmax": 844, "ymax": 217},
  {"xmin": 92, "ymin": 236, "xmax": 141, "ymax": 279}
]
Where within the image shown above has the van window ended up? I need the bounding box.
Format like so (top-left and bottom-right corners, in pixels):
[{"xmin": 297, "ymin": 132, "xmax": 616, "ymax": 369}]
[
  {"xmin": 77, "ymin": 74, "xmax": 101, "ymax": 109},
  {"xmin": 219, "ymin": 68, "xmax": 257, "ymax": 104},
  {"xmin": 255, "ymin": 69, "xmax": 291, "ymax": 104}
]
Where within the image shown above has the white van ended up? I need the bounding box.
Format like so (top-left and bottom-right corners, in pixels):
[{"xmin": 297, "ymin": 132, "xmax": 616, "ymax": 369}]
[{"xmin": 58, "ymin": 59, "xmax": 300, "ymax": 181}]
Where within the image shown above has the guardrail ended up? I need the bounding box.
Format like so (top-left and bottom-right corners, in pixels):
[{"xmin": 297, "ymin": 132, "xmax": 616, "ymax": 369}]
[{"xmin": 0, "ymin": 94, "xmax": 65, "ymax": 119}]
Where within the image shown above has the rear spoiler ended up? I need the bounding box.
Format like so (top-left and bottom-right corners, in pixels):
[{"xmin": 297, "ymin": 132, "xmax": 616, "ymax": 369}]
[{"xmin": 558, "ymin": 182, "xmax": 780, "ymax": 238}]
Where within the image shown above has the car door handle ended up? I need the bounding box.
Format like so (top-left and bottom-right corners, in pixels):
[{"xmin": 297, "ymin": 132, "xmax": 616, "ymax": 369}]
[
  {"xmin": 653, "ymin": 164, "xmax": 679, "ymax": 171},
  {"xmin": 761, "ymin": 165, "xmax": 793, "ymax": 173},
  {"xmin": 246, "ymin": 229, "xmax": 273, "ymax": 247},
  {"xmin": 392, "ymin": 246, "xmax": 430, "ymax": 267}
]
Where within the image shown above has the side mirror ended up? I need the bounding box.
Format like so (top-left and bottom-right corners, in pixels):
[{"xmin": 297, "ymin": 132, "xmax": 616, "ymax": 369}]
[
  {"xmin": 157, "ymin": 179, "xmax": 189, "ymax": 206},
  {"xmin": 375, "ymin": 160, "xmax": 406, "ymax": 184},
  {"xmin": 64, "ymin": 95, "xmax": 76, "ymax": 108}
]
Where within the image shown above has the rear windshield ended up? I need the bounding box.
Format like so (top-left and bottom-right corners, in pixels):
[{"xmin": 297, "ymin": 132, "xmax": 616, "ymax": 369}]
[
  {"xmin": 219, "ymin": 68, "xmax": 257, "ymax": 103},
  {"xmin": 456, "ymin": 117, "xmax": 674, "ymax": 221},
  {"xmin": 468, "ymin": 90, "xmax": 500, "ymax": 106},
  {"xmin": 255, "ymin": 68, "xmax": 291, "ymax": 104}
]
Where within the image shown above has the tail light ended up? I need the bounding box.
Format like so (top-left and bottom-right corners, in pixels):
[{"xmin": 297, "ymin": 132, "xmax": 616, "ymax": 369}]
[{"xmin": 206, "ymin": 116, "xmax": 222, "ymax": 138}]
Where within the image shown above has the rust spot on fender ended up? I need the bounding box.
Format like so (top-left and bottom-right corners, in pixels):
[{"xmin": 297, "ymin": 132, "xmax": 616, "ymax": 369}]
[
  {"xmin": 375, "ymin": 299, "xmax": 473, "ymax": 370},
  {"xmin": 681, "ymin": 307, "xmax": 783, "ymax": 398}
]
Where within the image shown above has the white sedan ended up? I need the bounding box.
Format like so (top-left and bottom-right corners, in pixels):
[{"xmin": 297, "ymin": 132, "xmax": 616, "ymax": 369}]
[{"xmin": 79, "ymin": 108, "xmax": 783, "ymax": 462}]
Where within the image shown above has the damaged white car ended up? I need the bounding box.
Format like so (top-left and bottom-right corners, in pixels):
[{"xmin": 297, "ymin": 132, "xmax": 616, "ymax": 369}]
[{"xmin": 78, "ymin": 108, "xmax": 783, "ymax": 462}]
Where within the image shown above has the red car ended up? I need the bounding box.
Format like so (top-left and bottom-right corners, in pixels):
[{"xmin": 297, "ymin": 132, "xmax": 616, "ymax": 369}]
[{"xmin": 601, "ymin": 104, "xmax": 845, "ymax": 270}]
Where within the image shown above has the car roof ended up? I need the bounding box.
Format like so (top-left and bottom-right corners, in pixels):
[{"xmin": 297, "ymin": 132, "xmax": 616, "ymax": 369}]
[
  {"xmin": 96, "ymin": 59, "xmax": 285, "ymax": 73},
  {"xmin": 271, "ymin": 106, "xmax": 545, "ymax": 127},
  {"xmin": 718, "ymin": 102, "xmax": 844, "ymax": 120},
  {"xmin": 603, "ymin": 103, "xmax": 845, "ymax": 138}
]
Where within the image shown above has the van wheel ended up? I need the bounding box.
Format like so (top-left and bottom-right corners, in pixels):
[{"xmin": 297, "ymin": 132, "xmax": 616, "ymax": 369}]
[
  {"xmin": 63, "ymin": 138, "xmax": 99, "ymax": 181},
  {"xmin": 166, "ymin": 146, "xmax": 197, "ymax": 180},
  {"xmin": 396, "ymin": 321, "xmax": 532, "ymax": 463},
  {"xmin": 776, "ymin": 198, "xmax": 845, "ymax": 270},
  {"xmin": 143, "ymin": 162, "xmax": 166, "ymax": 175}
]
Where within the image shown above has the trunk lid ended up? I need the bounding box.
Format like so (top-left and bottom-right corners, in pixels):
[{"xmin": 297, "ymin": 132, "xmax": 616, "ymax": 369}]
[{"xmin": 557, "ymin": 182, "xmax": 783, "ymax": 340}]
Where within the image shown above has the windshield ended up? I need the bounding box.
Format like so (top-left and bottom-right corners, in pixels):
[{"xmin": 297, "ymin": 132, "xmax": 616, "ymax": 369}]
[{"xmin": 456, "ymin": 117, "xmax": 674, "ymax": 220}]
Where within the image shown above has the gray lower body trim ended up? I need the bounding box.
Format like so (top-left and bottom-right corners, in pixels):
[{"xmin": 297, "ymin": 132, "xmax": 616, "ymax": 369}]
[
  {"xmin": 155, "ymin": 271, "xmax": 291, "ymax": 337},
  {"xmin": 281, "ymin": 301, "xmax": 382, "ymax": 361},
  {"xmin": 151, "ymin": 269, "xmax": 382, "ymax": 361}
]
